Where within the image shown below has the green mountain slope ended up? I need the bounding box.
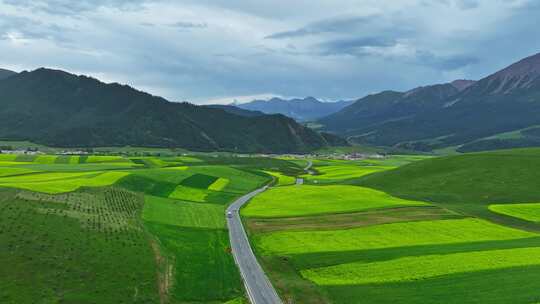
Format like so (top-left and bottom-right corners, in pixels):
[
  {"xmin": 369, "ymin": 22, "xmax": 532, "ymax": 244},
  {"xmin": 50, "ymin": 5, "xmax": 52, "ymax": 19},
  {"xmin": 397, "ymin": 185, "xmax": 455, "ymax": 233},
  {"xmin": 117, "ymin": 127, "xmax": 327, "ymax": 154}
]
[
  {"xmin": 320, "ymin": 81, "xmax": 471, "ymax": 134},
  {"xmin": 321, "ymin": 52, "xmax": 540, "ymax": 152},
  {"xmin": 0, "ymin": 68, "xmax": 333, "ymax": 153},
  {"xmin": 358, "ymin": 148, "xmax": 540, "ymax": 231}
]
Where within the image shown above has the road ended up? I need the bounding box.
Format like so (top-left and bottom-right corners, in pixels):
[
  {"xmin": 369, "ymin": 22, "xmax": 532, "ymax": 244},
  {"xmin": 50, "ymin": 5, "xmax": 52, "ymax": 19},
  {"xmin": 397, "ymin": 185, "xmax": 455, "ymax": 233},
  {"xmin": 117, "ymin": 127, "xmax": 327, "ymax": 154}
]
[
  {"xmin": 304, "ymin": 159, "xmax": 314, "ymax": 175},
  {"xmin": 297, "ymin": 160, "xmax": 314, "ymax": 185},
  {"xmin": 226, "ymin": 186, "xmax": 283, "ymax": 304},
  {"xmin": 226, "ymin": 159, "xmax": 313, "ymax": 304}
]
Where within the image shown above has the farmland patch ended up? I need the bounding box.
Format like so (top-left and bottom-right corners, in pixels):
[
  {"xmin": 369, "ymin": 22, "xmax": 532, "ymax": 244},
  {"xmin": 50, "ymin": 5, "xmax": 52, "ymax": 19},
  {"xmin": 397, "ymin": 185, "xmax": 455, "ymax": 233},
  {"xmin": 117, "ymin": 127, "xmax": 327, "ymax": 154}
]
[
  {"xmin": 490, "ymin": 203, "xmax": 540, "ymax": 222},
  {"xmin": 242, "ymin": 185, "xmax": 428, "ymax": 218}
]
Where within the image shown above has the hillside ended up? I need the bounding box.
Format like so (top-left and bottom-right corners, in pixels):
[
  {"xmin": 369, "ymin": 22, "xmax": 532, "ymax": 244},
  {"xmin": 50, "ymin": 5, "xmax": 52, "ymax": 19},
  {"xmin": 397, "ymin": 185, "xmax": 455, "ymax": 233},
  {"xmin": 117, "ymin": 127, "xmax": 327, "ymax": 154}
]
[
  {"xmin": 205, "ymin": 104, "xmax": 265, "ymax": 117},
  {"xmin": 358, "ymin": 148, "xmax": 540, "ymax": 231},
  {"xmin": 0, "ymin": 68, "xmax": 334, "ymax": 153},
  {"xmin": 237, "ymin": 97, "xmax": 353, "ymax": 122},
  {"xmin": 0, "ymin": 68, "xmax": 16, "ymax": 80},
  {"xmin": 320, "ymin": 52, "xmax": 540, "ymax": 152},
  {"xmin": 320, "ymin": 81, "xmax": 474, "ymax": 139}
]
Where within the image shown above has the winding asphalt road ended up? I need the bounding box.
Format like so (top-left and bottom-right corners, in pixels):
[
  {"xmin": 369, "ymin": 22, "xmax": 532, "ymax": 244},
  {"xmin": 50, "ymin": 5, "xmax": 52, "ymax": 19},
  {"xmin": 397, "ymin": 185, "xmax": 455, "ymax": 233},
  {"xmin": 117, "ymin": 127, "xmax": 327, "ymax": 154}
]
[
  {"xmin": 226, "ymin": 186, "xmax": 282, "ymax": 304},
  {"xmin": 226, "ymin": 159, "xmax": 313, "ymax": 304}
]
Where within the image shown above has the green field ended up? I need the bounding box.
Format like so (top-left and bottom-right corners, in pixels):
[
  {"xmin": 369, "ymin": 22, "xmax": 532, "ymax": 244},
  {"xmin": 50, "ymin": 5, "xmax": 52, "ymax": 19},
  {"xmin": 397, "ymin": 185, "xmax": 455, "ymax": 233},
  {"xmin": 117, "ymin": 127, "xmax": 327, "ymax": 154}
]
[
  {"xmin": 0, "ymin": 152, "xmax": 308, "ymax": 303},
  {"xmin": 242, "ymin": 185, "xmax": 427, "ymax": 218},
  {"xmin": 302, "ymin": 246, "xmax": 540, "ymax": 285},
  {"xmin": 0, "ymin": 171, "xmax": 130, "ymax": 193},
  {"xmin": 490, "ymin": 203, "xmax": 540, "ymax": 222},
  {"xmin": 0, "ymin": 187, "xmax": 160, "ymax": 303},
  {"xmin": 254, "ymin": 218, "xmax": 533, "ymax": 255},
  {"xmin": 142, "ymin": 195, "xmax": 226, "ymax": 229},
  {"xmin": 5, "ymin": 149, "xmax": 540, "ymax": 303},
  {"xmin": 242, "ymin": 150, "xmax": 540, "ymax": 304},
  {"xmin": 264, "ymin": 170, "xmax": 296, "ymax": 186}
]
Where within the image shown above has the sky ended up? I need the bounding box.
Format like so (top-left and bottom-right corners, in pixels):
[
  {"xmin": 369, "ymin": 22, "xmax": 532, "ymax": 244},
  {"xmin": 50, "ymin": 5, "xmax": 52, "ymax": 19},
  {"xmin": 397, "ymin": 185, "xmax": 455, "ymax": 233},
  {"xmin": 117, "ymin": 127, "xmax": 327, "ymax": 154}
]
[{"xmin": 0, "ymin": 0, "xmax": 539, "ymax": 104}]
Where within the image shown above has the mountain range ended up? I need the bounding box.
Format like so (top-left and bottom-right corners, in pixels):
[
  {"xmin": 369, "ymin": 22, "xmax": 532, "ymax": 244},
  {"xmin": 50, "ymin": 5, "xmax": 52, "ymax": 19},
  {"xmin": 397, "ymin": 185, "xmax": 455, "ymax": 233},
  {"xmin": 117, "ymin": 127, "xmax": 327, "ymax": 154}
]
[
  {"xmin": 320, "ymin": 52, "xmax": 540, "ymax": 153},
  {"xmin": 0, "ymin": 68, "xmax": 340, "ymax": 153},
  {"xmin": 236, "ymin": 97, "xmax": 353, "ymax": 122},
  {"xmin": 0, "ymin": 69, "xmax": 16, "ymax": 80}
]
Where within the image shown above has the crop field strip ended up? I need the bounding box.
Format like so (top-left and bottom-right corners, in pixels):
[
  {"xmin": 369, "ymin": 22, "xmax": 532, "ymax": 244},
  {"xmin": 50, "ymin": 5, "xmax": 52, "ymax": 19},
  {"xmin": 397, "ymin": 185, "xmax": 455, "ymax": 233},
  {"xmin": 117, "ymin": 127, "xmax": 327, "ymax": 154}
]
[
  {"xmin": 242, "ymin": 184, "xmax": 428, "ymax": 218},
  {"xmin": 245, "ymin": 206, "xmax": 463, "ymax": 233},
  {"xmin": 263, "ymin": 170, "xmax": 296, "ymax": 186},
  {"xmin": 489, "ymin": 203, "xmax": 540, "ymax": 222}
]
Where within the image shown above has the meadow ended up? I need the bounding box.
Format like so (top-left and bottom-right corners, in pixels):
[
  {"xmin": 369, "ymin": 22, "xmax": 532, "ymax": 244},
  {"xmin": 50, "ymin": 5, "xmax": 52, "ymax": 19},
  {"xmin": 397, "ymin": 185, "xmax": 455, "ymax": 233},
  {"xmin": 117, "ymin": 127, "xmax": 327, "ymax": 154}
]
[
  {"xmin": 242, "ymin": 185, "xmax": 428, "ymax": 218},
  {"xmin": 298, "ymin": 156, "xmax": 430, "ymax": 185},
  {"xmin": 0, "ymin": 152, "xmax": 304, "ymax": 303},
  {"xmin": 490, "ymin": 203, "xmax": 540, "ymax": 223},
  {"xmin": 0, "ymin": 187, "xmax": 160, "ymax": 303},
  {"xmin": 242, "ymin": 150, "xmax": 540, "ymax": 304},
  {"xmin": 5, "ymin": 149, "xmax": 540, "ymax": 303}
]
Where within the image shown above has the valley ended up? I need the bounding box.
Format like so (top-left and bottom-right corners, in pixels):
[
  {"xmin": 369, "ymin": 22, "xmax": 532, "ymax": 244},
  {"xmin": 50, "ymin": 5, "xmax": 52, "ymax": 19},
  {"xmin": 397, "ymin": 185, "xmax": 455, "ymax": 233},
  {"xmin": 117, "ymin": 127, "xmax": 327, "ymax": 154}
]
[
  {"xmin": 2, "ymin": 146, "xmax": 540, "ymax": 303},
  {"xmin": 2, "ymin": 2, "xmax": 540, "ymax": 303}
]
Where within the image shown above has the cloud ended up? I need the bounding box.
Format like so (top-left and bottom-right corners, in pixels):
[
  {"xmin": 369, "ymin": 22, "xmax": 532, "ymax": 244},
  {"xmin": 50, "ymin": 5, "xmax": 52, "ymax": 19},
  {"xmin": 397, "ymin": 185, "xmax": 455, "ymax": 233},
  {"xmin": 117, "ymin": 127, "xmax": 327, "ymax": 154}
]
[
  {"xmin": 265, "ymin": 15, "xmax": 375, "ymax": 39},
  {"xmin": 1, "ymin": 0, "xmax": 149, "ymax": 14},
  {"xmin": 456, "ymin": 0, "xmax": 480, "ymax": 10},
  {"xmin": 0, "ymin": 14, "xmax": 72, "ymax": 44},
  {"xmin": 415, "ymin": 51, "xmax": 479, "ymax": 70},
  {"xmin": 170, "ymin": 21, "xmax": 208, "ymax": 29},
  {"xmin": 0, "ymin": 0, "xmax": 539, "ymax": 103},
  {"xmin": 317, "ymin": 37, "xmax": 397, "ymax": 57}
]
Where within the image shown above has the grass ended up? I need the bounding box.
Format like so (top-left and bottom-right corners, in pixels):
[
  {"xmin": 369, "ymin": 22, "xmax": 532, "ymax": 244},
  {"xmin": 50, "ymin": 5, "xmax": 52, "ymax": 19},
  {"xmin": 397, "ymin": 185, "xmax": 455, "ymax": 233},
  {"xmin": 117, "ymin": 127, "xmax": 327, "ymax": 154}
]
[
  {"xmin": 241, "ymin": 150, "xmax": 540, "ymax": 304},
  {"xmin": 0, "ymin": 171, "xmax": 130, "ymax": 193},
  {"xmin": 188, "ymin": 166, "xmax": 269, "ymax": 194},
  {"xmin": 253, "ymin": 218, "xmax": 535, "ymax": 256},
  {"xmin": 490, "ymin": 203, "xmax": 540, "ymax": 222},
  {"xmin": 264, "ymin": 171, "xmax": 296, "ymax": 186},
  {"xmin": 0, "ymin": 167, "xmax": 38, "ymax": 177},
  {"xmin": 302, "ymin": 247, "xmax": 540, "ymax": 285},
  {"xmin": 245, "ymin": 206, "xmax": 462, "ymax": 233},
  {"xmin": 358, "ymin": 148, "xmax": 540, "ymax": 232},
  {"xmin": 180, "ymin": 173, "xmax": 218, "ymax": 189},
  {"xmin": 86, "ymin": 155, "xmax": 128, "ymax": 163},
  {"xmin": 242, "ymin": 185, "xmax": 428, "ymax": 218},
  {"xmin": 144, "ymin": 223, "xmax": 243, "ymax": 303},
  {"xmin": 323, "ymin": 265, "xmax": 540, "ymax": 304},
  {"xmin": 0, "ymin": 154, "xmax": 17, "ymax": 161},
  {"xmin": 0, "ymin": 171, "xmax": 96, "ymax": 183},
  {"xmin": 208, "ymin": 177, "xmax": 230, "ymax": 191},
  {"xmin": 15, "ymin": 154, "xmax": 36, "ymax": 162},
  {"xmin": 303, "ymin": 165, "xmax": 391, "ymax": 183},
  {"xmin": 300, "ymin": 156, "xmax": 429, "ymax": 184},
  {"xmin": 359, "ymin": 155, "xmax": 432, "ymax": 167},
  {"xmin": 0, "ymin": 188, "xmax": 159, "ymax": 303},
  {"xmin": 169, "ymin": 185, "xmax": 210, "ymax": 203},
  {"xmin": 33, "ymin": 155, "xmax": 57, "ymax": 164},
  {"xmin": 142, "ymin": 195, "xmax": 225, "ymax": 229},
  {"xmin": 0, "ymin": 153, "xmax": 300, "ymax": 303}
]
